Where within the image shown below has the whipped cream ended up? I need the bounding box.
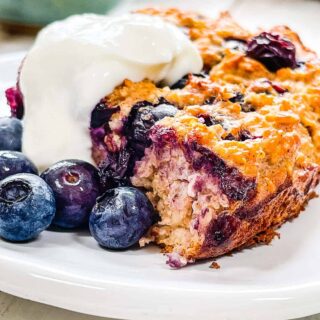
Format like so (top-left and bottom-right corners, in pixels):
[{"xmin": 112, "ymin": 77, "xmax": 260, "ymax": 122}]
[{"xmin": 19, "ymin": 13, "xmax": 202, "ymax": 170}]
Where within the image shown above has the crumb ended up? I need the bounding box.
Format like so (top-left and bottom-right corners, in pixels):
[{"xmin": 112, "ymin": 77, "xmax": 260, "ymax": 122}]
[{"xmin": 209, "ymin": 261, "xmax": 220, "ymax": 269}]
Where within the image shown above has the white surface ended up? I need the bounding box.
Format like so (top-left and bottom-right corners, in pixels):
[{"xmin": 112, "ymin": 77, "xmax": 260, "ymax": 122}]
[
  {"xmin": 1, "ymin": 53, "xmax": 320, "ymax": 320},
  {"xmin": 2, "ymin": 0, "xmax": 320, "ymax": 319},
  {"xmin": 19, "ymin": 13, "xmax": 201, "ymax": 171}
]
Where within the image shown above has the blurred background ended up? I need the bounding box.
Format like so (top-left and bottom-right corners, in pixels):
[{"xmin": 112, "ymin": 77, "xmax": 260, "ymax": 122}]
[{"xmin": 0, "ymin": 0, "xmax": 320, "ymax": 54}]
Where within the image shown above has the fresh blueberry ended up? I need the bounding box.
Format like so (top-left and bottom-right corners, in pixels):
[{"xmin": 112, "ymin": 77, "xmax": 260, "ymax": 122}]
[
  {"xmin": 246, "ymin": 32, "xmax": 297, "ymax": 72},
  {"xmin": 0, "ymin": 151, "xmax": 38, "ymax": 181},
  {"xmin": 0, "ymin": 173, "xmax": 56, "ymax": 242},
  {"xmin": 89, "ymin": 187, "xmax": 155, "ymax": 249},
  {"xmin": 0, "ymin": 117, "xmax": 23, "ymax": 151},
  {"xmin": 41, "ymin": 160, "xmax": 101, "ymax": 229}
]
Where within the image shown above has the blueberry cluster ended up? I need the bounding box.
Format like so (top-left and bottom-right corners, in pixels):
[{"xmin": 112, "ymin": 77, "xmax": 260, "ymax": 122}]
[{"xmin": 0, "ymin": 116, "xmax": 155, "ymax": 249}]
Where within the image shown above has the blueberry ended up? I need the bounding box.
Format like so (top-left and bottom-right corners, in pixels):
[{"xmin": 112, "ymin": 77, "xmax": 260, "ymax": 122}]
[
  {"xmin": 0, "ymin": 173, "xmax": 56, "ymax": 242},
  {"xmin": 229, "ymin": 92, "xmax": 244, "ymax": 103},
  {"xmin": 0, "ymin": 117, "xmax": 22, "ymax": 151},
  {"xmin": 207, "ymin": 214, "xmax": 240, "ymax": 246},
  {"xmin": 41, "ymin": 160, "xmax": 101, "ymax": 229},
  {"xmin": 128, "ymin": 103, "xmax": 177, "ymax": 147},
  {"xmin": 89, "ymin": 187, "xmax": 155, "ymax": 249},
  {"xmin": 98, "ymin": 102, "xmax": 178, "ymax": 189},
  {"xmin": 130, "ymin": 105, "xmax": 155, "ymax": 146},
  {"xmin": 246, "ymin": 32, "xmax": 297, "ymax": 72},
  {"xmin": 170, "ymin": 73, "xmax": 206, "ymax": 89},
  {"xmin": 90, "ymin": 102, "xmax": 120, "ymax": 129},
  {"xmin": 0, "ymin": 151, "xmax": 38, "ymax": 181}
]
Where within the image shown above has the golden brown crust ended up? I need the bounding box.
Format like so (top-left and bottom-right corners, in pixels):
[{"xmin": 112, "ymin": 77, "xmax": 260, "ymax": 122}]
[{"xmin": 198, "ymin": 166, "xmax": 319, "ymax": 259}]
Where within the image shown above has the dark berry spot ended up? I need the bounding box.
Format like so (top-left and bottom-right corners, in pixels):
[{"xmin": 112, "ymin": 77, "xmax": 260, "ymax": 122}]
[
  {"xmin": 130, "ymin": 106, "xmax": 155, "ymax": 145},
  {"xmin": 224, "ymin": 133, "xmax": 237, "ymax": 141},
  {"xmin": 170, "ymin": 73, "xmax": 206, "ymax": 89},
  {"xmin": 204, "ymin": 96, "xmax": 216, "ymax": 105},
  {"xmin": 207, "ymin": 214, "xmax": 240, "ymax": 246},
  {"xmin": 171, "ymin": 76, "xmax": 189, "ymax": 90},
  {"xmin": 184, "ymin": 142, "xmax": 257, "ymax": 201},
  {"xmin": 149, "ymin": 126, "xmax": 177, "ymax": 149},
  {"xmin": 223, "ymin": 130, "xmax": 260, "ymax": 141},
  {"xmin": 229, "ymin": 92, "xmax": 244, "ymax": 103},
  {"xmin": 90, "ymin": 102, "xmax": 120, "ymax": 129},
  {"xmin": 99, "ymin": 148, "xmax": 133, "ymax": 189},
  {"xmin": 228, "ymin": 93, "xmax": 255, "ymax": 113},
  {"xmin": 246, "ymin": 32, "xmax": 297, "ymax": 72},
  {"xmin": 239, "ymin": 130, "xmax": 253, "ymax": 141},
  {"xmin": 90, "ymin": 127, "xmax": 106, "ymax": 144},
  {"xmin": 296, "ymin": 61, "xmax": 305, "ymax": 68},
  {"xmin": 198, "ymin": 114, "xmax": 222, "ymax": 127}
]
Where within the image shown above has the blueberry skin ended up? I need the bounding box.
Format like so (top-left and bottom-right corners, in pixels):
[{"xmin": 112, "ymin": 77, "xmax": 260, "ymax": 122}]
[
  {"xmin": 0, "ymin": 151, "xmax": 38, "ymax": 181},
  {"xmin": 89, "ymin": 187, "xmax": 155, "ymax": 249},
  {"xmin": 41, "ymin": 160, "xmax": 101, "ymax": 229},
  {"xmin": 0, "ymin": 117, "xmax": 23, "ymax": 151},
  {"xmin": 0, "ymin": 173, "xmax": 56, "ymax": 242},
  {"xmin": 246, "ymin": 32, "xmax": 297, "ymax": 72},
  {"xmin": 128, "ymin": 103, "xmax": 178, "ymax": 148}
]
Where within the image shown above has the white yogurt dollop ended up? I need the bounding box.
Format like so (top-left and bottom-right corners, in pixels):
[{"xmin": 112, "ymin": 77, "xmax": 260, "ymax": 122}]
[{"xmin": 20, "ymin": 13, "xmax": 203, "ymax": 170}]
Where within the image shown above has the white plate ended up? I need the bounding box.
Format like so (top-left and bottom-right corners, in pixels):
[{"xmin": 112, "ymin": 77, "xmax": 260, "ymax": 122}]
[{"xmin": 1, "ymin": 52, "xmax": 320, "ymax": 320}]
